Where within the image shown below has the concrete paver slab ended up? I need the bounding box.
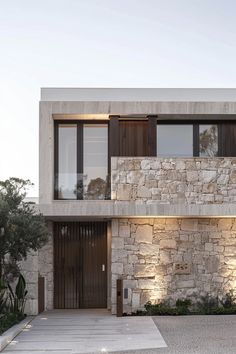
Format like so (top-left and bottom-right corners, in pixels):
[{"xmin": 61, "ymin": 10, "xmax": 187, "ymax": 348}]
[{"xmin": 2, "ymin": 309, "xmax": 166, "ymax": 353}]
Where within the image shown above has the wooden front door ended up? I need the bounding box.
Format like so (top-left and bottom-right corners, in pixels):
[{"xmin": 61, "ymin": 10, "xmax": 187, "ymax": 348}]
[{"xmin": 54, "ymin": 222, "xmax": 107, "ymax": 309}]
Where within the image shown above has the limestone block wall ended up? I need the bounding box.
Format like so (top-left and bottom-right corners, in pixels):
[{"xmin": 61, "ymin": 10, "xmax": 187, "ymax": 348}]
[
  {"xmin": 111, "ymin": 218, "xmax": 236, "ymax": 314},
  {"xmin": 111, "ymin": 157, "xmax": 236, "ymax": 204},
  {"xmin": 38, "ymin": 231, "xmax": 54, "ymax": 311},
  {"xmin": 19, "ymin": 223, "xmax": 54, "ymax": 315},
  {"xmin": 20, "ymin": 251, "xmax": 39, "ymax": 315}
]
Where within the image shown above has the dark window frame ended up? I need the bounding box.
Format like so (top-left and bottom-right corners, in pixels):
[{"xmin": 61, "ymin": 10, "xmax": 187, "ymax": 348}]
[
  {"xmin": 54, "ymin": 118, "xmax": 235, "ymax": 200},
  {"xmin": 156, "ymin": 120, "xmax": 220, "ymax": 157},
  {"xmin": 54, "ymin": 120, "xmax": 109, "ymax": 200}
]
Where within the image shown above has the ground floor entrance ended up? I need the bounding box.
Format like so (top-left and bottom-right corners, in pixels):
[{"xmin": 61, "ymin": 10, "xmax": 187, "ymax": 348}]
[
  {"xmin": 21, "ymin": 217, "xmax": 236, "ymax": 316},
  {"xmin": 53, "ymin": 221, "xmax": 107, "ymax": 309}
]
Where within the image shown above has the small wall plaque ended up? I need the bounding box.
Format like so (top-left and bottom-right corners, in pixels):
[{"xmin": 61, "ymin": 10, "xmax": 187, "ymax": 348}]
[{"xmin": 174, "ymin": 262, "xmax": 191, "ymax": 275}]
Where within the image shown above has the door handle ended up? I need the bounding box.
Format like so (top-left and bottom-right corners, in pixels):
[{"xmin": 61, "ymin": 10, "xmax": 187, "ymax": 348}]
[{"xmin": 102, "ymin": 264, "xmax": 105, "ymax": 272}]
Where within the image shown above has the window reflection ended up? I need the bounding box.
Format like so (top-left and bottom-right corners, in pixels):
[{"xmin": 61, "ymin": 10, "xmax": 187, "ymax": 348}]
[
  {"xmin": 199, "ymin": 125, "xmax": 218, "ymax": 157},
  {"xmin": 83, "ymin": 125, "xmax": 108, "ymax": 200},
  {"xmin": 58, "ymin": 124, "xmax": 77, "ymax": 199},
  {"xmin": 157, "ymin": 125, "xmax": 193, "ymax": 157}
]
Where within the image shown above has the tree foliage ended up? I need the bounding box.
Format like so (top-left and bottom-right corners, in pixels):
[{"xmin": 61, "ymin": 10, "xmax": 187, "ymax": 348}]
[{"xmin": 0, "ymin": 178, "xmax": 49, "ymax": 280}]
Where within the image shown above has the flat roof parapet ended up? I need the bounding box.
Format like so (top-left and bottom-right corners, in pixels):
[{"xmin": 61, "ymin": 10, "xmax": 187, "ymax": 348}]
[{"xmin": 40, "ymin": 88, "xmax": 236, "ymax": 102}]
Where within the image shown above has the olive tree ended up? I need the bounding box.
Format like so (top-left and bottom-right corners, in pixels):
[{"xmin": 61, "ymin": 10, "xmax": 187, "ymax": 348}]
[{"xmin": 0, "ymin": 178, "xmax": 49, "ymax": 280}]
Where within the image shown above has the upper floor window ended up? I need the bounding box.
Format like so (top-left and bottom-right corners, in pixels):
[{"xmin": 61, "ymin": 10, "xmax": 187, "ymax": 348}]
[
  {"xmin": 55, "ymin": 122, "xmax": 109, "ymax": 200},
  {"xmin": 157, "ymin": 123, "xmax": 218, "ymax": 157},
  {"xmin": 83, "ymin": 124, "xmax": 108, "ymax": 200},
  {"xmin": 199, "ymin": 124, "xmax": 218, "ymax": 157},
  {"xmin": 58, "ymin": 124, "xmax": 77, "ymax": 199},
  {"xmin": 157, "ymin": 124, "xmax": 193, "ymax": 157}
]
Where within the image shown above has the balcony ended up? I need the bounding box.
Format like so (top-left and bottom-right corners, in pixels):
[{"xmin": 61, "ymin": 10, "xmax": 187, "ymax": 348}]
[
  {"xmin": 40, "ymin": 157, "xmax": 236, "ymax": 218},
  {"xmin": 110, "ymin": 157, "xmax": 236, "ymax": 217}
]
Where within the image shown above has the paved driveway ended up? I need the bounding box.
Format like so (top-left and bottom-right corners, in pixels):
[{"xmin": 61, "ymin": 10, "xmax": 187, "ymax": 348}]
[
  {"xmin": 117, "ymin": 315, "xmax": 236, "ymax": 354},
  {"xmin": 3, "ymin": 309, "xmax": 166, "ymax": 354},
  {"xmin": 3, "ymin": 312, "xmax": 236, "ymax": 353},
  {"xmin": 152, "ymin": 315, "xmax": 236, "ymax": 354}
]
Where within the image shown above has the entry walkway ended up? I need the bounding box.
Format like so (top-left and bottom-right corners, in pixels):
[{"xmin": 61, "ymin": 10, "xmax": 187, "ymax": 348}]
[{"xmin": 3, "ymin": 309, "xmax": 167, "ymax": 353}]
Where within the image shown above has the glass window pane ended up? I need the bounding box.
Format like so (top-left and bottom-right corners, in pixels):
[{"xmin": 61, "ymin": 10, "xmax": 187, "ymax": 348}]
[
  {"xmin": 58, "ymin": 124, "xmax": 77, "ymax": 199},
  {"xmin": 199, "ymin": 124, "xmax": 218, "ymax": 157},
  {"xmin": 157, "ymin": 125, "xmax": 193, "ymax": 157},
  {"xmin": 83, "ymin": 124, "xmax": 108, "ymax": 200}
]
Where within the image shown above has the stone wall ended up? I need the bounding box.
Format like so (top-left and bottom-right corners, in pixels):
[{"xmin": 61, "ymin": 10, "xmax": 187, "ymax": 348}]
[
  {"xmin": 111, "ymin": 218, "xmax": 236, "ymax": 314},
  {"xmin": 19, "ymin": 223, "xmax": 53, "ymax": 315},
  {"xmin": 38, "ymin": 230, "xmax": 54, "ymax": 311},
  {"xmin": 19, "ymin": 251, "xmax": 39, "ymax": 315},
  {"xmin": 111, "ymin": 157, "xmax": 236, "ymax": 204}
]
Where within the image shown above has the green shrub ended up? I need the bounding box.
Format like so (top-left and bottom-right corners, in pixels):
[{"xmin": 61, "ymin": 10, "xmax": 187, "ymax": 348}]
[
  {"xmin": 221, "ymin": 290, "xmax": 236, "ymax": 309},
  {"xmin": 0, "ymin": 274, "xmax": 27, "ymax": 334},
  {"xmin": 0, "ymin": 278, "xmax": 8, "ymax": 314},
  {"xmin": 142, "ymin": 291, "xmax": 236, "ymax": 316},
  {"xmin": 175, "ymin": 299, "xmax": 192, "ymax": 314},
  {"xmin": 144, "ymin": 299, "xmax": 192, "ymax": 316},
  {"xmin": 196, "ymin": 294, "xmax": 219, "ymax": 314},
  {"xmin": 8, "ymin": 274, "xmax": 28, "ymax": 315},
  {"xmin": 0, "ymin": 312, "xmax": 25, "ymax": 334}
]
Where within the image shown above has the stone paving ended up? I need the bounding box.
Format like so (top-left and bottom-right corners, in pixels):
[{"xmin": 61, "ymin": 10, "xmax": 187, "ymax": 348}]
[
  {"xmin": 2, "ymin": 309, "xmax": 166, "ymax": 353},
  {"xmin": 3, "ymin": 311, "xmax": 236, "ymax": 354}
]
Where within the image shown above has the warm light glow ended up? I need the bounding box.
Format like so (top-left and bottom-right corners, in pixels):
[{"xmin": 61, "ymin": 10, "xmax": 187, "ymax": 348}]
[
  {"xmin": 9, "ymin": 340, "xmax": 18, "ymax": 345},
  {"xmin": 53, "ymin": 114, "xmax": 109, "ymax": 120}
]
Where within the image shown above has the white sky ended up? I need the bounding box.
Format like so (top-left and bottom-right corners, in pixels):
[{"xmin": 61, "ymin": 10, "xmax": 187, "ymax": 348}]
[{"xmin": 0, "ymin": 0, "xmax": 236, "ymax": 196}]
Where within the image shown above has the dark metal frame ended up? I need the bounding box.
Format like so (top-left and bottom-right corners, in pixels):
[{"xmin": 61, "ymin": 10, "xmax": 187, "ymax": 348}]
[
  {"xmin": 156, "ymin": 120, "xmax": 221, "ymax": 157},
  {"xmin": 54, "ymin": 118, "xmax": 236, "ymax": 200},
  {"xmin": 54, "ymin": 120, "xmax": 109, "ymax": 200}
]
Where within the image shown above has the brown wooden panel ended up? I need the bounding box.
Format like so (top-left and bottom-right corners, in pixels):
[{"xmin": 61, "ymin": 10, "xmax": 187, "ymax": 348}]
[
  {"xmin": 109, "ymin": 115, "xmax": 120, "ymax": 157},
  {"xmin": 116, "ymin": 279, "xmax": 123, "ymax": 317},
  {"xmin": 54, "ymin": 222, "xmax": 107, "ymax": 309},
  {"xmin": 119, "ymin": 120, "xmax": 148, "ymax": 156},
  {"xmin": 38, "ymin": 277, "xmax": 45, "ymax": 313},
  {"xmin": 147, "ymin": 115, "xmax": 157, "ymax": 156},
  {"xmin": 80, "ymin": 222, "xmax": 107, "ymax": 308},
  {"xmin": 219, "ymin": 123, "xmax": 236, "ymax": 156}
]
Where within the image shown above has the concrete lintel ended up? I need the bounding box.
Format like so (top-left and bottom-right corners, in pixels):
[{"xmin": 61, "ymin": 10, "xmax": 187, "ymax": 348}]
[{"xmin": 39, "ymin": 201, "xmax": 236, "ymax": 219}]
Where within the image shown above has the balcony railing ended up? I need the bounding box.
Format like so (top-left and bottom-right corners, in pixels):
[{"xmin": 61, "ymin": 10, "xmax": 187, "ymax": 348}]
[{"xmin": 54, "ymin": 173, "xmax": 110, "ymax": 200}]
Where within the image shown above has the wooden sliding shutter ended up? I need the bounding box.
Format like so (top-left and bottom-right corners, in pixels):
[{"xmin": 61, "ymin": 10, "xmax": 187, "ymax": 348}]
[
  {"xmin": 109, "ymin": 115, "xmax": 157, "ymax": 157},
  {"xmin": 219, "ymin": 123, "xmax": 236, "ymax": 156}
]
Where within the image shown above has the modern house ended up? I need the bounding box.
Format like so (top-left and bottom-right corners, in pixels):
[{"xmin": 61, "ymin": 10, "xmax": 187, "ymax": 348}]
[{"xmin": 22, "ymin": 88, "xmax": 236, "ymax": 315}]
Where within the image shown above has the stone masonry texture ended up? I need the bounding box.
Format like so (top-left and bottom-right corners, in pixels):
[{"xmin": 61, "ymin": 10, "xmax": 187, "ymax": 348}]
[
  {"xmin": 111, "ymin": 218, "xmax": 236, "ymax": 314},
  {"xmin": 19, "ymin": 224, "xmax": 53, "ymax": 315},
  {"xmin": 111, "ymin": 157, "xmax": 236, "ymax": 204}
]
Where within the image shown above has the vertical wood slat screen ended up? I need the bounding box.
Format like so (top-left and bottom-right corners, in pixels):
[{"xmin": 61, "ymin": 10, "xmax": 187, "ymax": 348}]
[
  {"xmin": 119, "ymin": 121, "xmax": 149, "ymax": 156},
  {"xmin": 54, "ymin": 222, "xmax": 107, "ymax": 309},
  {"xmin": 109, "ymin": 116, "xmax": 157, "ymax": 158},
  {"xmin": 219, "ymin": 123, "xmax": 236, "ymax": 157},
  {"xmin": 38, "ymin": 277, "xmax": 45, "ymax": 313}
]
